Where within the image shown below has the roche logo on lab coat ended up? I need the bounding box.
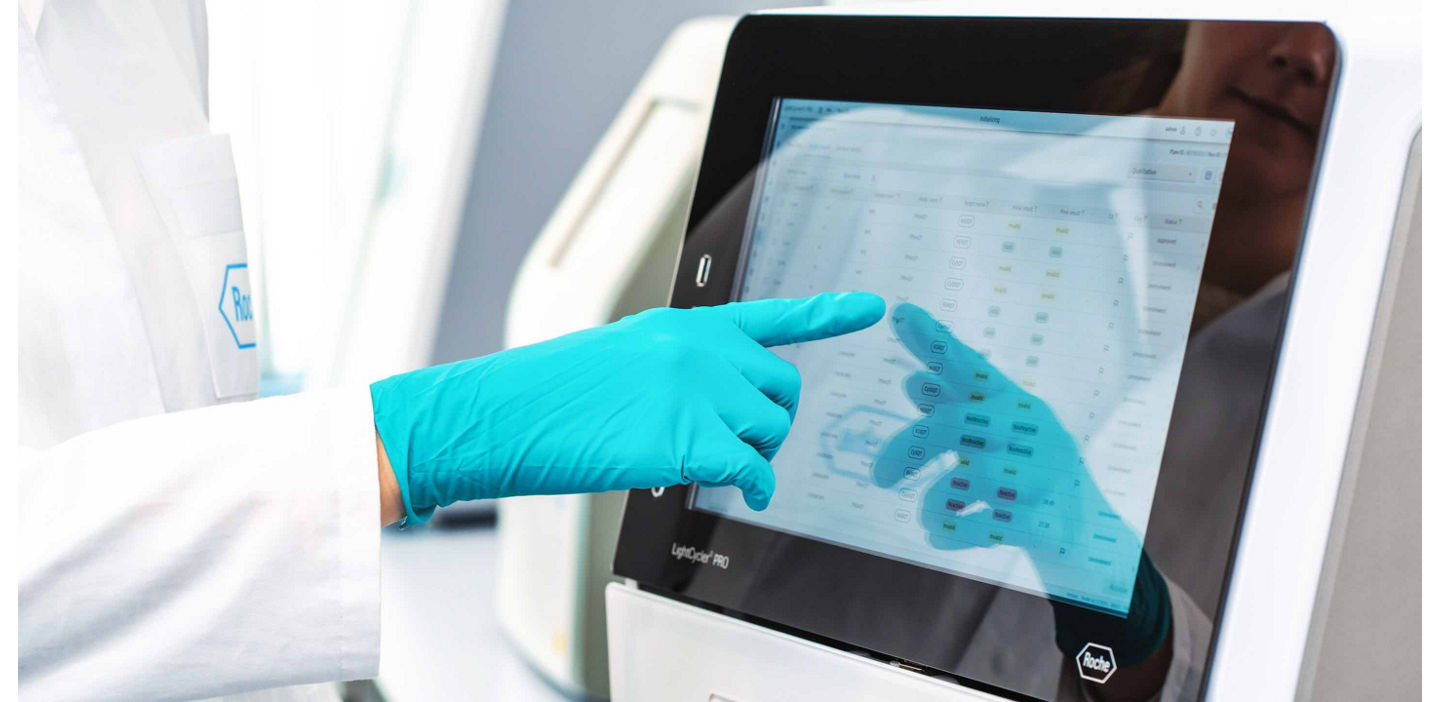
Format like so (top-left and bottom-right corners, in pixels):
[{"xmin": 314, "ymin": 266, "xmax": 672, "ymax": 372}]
[
  {"xmin": 1075, "ymin": 642, "xmax": 1117, "ymax": 684},
  {"xmin": 218, "ymin": 263, "xmax": 256, "ymax": 349}
]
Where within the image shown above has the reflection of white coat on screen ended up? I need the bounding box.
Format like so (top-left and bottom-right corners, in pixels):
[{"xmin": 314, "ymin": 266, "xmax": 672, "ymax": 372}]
[
  {"xmin": 19, "ymin": 2, "xmax": 378, "ymax": 700},
  {"xmin": 743, "ymin": 275, "xmax": 1288, "ymax": 701}
]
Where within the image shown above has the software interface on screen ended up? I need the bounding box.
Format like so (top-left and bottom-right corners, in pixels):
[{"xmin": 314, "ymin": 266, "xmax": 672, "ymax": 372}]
[{"xmin": 692, "ymin": 99, "xmax": 1234, "ymax": 615}]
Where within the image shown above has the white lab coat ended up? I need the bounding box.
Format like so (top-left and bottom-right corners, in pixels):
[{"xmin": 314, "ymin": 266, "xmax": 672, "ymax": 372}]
[{"xmin": 19, "ymin": 2, "xmax": 380, "ymax": 700}]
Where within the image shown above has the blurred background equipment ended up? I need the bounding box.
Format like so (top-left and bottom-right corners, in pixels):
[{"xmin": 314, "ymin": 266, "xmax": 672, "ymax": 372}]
[{"xmin": 494, "ymin": 17, "xmax": 735, "ymax": 699}]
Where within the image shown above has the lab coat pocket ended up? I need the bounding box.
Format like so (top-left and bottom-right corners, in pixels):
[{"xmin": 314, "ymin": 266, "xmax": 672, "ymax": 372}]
[{"xmin": 138, "ymin": 134, "xmax": 258, "ymax": 400}]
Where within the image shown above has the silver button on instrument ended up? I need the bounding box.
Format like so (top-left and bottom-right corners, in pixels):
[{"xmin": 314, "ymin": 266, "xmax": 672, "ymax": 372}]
[{"xmin": 695, "ymin": 253, "xmax": 712, "ymax": 287}]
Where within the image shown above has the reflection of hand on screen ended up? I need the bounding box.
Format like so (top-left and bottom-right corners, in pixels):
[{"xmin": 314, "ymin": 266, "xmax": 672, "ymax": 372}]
[
  {"xmin": 874, "ymin": 303, "xmax": 1137, "ymax": 598},
  {"xmin": 874, "ymin": 302, "xmax": 1173, "ymax": 671}
]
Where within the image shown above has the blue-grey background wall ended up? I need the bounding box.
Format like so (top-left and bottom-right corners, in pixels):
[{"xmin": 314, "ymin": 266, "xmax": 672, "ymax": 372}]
[{"xmin": 430, "ymin": 0, "xmax": 780, "ymax": 364}]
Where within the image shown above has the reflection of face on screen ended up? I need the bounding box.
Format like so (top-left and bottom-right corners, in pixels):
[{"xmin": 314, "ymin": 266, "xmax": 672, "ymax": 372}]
[
  {"xmin": 1159, "ymin": 22, "xmax": 1335, "ymax": 300},
  {"xmin": 692, "ymin": 100, "xmax": 1233, "ymax": 616}
]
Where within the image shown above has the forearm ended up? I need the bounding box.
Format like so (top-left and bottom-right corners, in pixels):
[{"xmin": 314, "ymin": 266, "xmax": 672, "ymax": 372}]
[{"xmin": 377, "ymin": 431, "xmax": 405, "ymax": 526}]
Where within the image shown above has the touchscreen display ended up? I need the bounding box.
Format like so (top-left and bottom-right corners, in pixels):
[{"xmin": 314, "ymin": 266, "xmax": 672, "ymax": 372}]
[{"xmin": 693, "ymin": 99, "xmax": 1234, "ymax": 616}]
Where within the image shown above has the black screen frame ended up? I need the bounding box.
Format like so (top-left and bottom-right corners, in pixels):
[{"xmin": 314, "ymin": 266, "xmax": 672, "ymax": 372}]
[{"xmin": 613, "ymin": 14, "xmax": 1337, "ymax": 701}]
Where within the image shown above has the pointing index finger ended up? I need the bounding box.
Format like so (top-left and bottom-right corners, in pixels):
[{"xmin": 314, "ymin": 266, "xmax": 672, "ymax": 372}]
[
  {"xmin": 720, "ymin": 292, "xmax": 887, "ymax": 347},
  {"xmin": 891, "ymin": 302, "xmax": 1017, "ymax": 396}
]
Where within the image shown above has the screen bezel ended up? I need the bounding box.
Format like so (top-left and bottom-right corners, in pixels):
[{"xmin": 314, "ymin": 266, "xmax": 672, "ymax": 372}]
[{"xmin": 613, "ymin": 14, "xmax": 1336, "ymax": 701}]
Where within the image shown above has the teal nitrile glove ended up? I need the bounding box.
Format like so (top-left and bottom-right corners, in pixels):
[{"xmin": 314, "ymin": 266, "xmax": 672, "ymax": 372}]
[{"xmin": 370, "ymin": 292, "xmax": 886, "ymax": 524}]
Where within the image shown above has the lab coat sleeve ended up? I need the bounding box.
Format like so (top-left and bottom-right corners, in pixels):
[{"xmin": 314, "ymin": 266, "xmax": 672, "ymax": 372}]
[{"xmin": 19, "ymin": 387, "xmax": 382, "ymax": 702}]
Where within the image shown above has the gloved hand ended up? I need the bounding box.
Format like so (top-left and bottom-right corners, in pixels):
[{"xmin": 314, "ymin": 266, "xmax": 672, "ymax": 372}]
[
  {"xmin": 371, "ymin": 292, "xmax": 886, "ymax": 524},
  {"xmin": 874, "ymin": 302, "xmax": 1168, "ymax": 668}
]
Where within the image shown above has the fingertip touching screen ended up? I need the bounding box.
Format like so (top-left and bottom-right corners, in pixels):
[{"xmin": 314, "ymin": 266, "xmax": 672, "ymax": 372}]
[{"xmin": 692, "ymin": 99, "xmax": 1233, "ymax": 617}]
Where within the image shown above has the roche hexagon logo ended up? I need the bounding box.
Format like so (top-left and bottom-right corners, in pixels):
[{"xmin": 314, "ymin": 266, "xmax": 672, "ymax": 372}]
[
  {"xmin": 218, "ymin": 263, "xmax": 256, "ymax": 349},
  {"xmin": 1076, "ymin": 642, "xmax": 1116, "ymax": 684}
]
